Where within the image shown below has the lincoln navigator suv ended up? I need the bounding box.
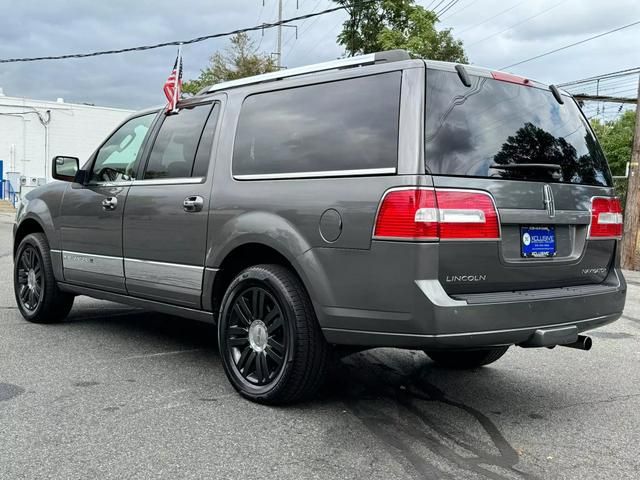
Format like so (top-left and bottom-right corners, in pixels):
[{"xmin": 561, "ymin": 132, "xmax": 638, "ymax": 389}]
[{"xmin": 13, "ymin": 50, "xmax": 627, "ymax": 404}]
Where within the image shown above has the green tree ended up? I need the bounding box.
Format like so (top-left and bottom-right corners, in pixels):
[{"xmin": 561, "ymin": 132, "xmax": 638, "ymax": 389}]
[
  {"xmin": 590, "ymin": 110, "xmax": 636, "ymax": 176},
  {"xmin": 182, "ymin": 33, "xmax": 277, "ymax": 95},
  {"xmin": 334, "ymin": 0, "xmax": 467, "ymax": 62}
]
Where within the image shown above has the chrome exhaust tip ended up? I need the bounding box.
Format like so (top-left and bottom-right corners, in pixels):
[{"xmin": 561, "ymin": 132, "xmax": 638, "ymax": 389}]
[{"xmin": 561, "ymin": 335, "xmax": 592, "ymax": 351}]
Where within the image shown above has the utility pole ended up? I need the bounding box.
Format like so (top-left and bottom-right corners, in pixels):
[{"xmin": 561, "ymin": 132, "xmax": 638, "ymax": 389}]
[
  {"xmin": 621, "ymin": 74, "xmax": 640, "ymax": 271},
  {"xmin": 276, "ymin": 0, "xmax": 283, "ymax": 69}
]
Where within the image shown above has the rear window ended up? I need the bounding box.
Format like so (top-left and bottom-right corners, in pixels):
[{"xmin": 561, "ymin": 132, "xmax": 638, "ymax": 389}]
[
  {"xmin": 233, "ymin": 72, "xmax": 401, "ymax": 177},
  {"xmin": 425, "ymin": 69, "xmax": 612, "ymax": 187}
]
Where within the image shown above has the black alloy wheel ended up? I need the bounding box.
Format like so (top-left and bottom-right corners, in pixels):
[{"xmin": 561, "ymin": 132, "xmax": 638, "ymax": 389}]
[
  {"xmin": 218, "ymin": 264, "xmax": 330, "ymax": 404},
  {"xmin": 16, "ymin": 245, "xmax": 44, "ymax": 312},
  {"xmin": 13, "ymin": 232, "xmax": 74, "ymax": 324},
  {"xmin": 225, "ymin": 286, "xmax": 288, "ymax": 386}
]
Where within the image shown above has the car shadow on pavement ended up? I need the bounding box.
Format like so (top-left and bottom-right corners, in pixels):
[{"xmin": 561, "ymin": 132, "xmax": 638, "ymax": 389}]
[
  {"xmin": 64, "ymin": 303, "xmax": 546, "ymax": 479},
  {"xmin": 319, "ymin": 350, "xmax": 546, "ymax": 480}
]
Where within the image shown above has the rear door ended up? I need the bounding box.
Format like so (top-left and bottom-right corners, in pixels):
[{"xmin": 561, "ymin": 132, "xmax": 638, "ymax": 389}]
[
  {"xmin": 424, "ymin": 66, "xmax": 619, "ymax": 294},
  {"xmin": 122, "ymin": 100, "xmax": 221, "ymax": 308},
  {"xmin": 59, "ymin": 112, "xmax": 157, "ymax": 292}
]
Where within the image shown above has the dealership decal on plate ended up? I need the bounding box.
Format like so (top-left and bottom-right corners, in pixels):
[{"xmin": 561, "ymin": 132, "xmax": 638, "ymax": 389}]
[{"xmin": 521, "ymin": 226, "xmax": 556, "ymax": 258}]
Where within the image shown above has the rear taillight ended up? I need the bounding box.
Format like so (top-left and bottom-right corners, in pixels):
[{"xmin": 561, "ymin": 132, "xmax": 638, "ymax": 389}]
[
  {"xmin": 589, "ymin": 197, "xmax": 623, "ymax": 239},
  {"xmin": 373, "ymin": 188, "xmax": 500, "ymax": 241}
]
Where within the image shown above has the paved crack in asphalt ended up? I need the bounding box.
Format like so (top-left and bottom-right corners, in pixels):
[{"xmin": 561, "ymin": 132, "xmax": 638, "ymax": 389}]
[{"xmin": 550, "ymin": 393, "xmax": 640, "ymax": 411}]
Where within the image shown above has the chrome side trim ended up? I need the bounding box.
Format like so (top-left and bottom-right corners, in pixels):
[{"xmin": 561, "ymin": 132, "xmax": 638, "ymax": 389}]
[
  {"xmin": 50, "ymin": 249, "xmax": 61, "ymax": 254},
  {"xmin": 234, "ymin": 167, "xmax": 396, "ymax": 181},
  {"xmin": 131, "ymin": 177, "xmax": 205, "ymax": 186},
  {"xmin": 87, "ymin": 181, "xmax": 132, "ymax": 187},
  {"xmin": 124, "ymin": 258, "xmax": 204, "ymax": 291},
  {"xmin": 88, "ymin": 177, "xmax": 205, "ymax": 187},
  {"xmin": 62, "ymin": 251, "xmax": 124, "ymax": 277}
]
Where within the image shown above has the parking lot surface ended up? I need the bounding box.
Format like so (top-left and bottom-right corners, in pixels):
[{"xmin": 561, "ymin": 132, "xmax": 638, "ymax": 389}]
[{"xmin": 1, "ymin": 211, "xmax": 639, "ymax": 479}]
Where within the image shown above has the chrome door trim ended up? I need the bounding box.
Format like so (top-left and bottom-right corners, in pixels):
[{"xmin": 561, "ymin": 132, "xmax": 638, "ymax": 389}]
[
  {"xmin": 86, "ymin": 180, "xmax": 132, "ymax": 187},
  {"xmin": 124, "ymin": 258, "xmax": 204, "ymax": 291},
  {"xmin": 233, "ymin": 167, "xmax": 396, "ymax": 181},
  {"xmin": 62, "ymin": 251, "xmax": 124, "ymax": 277},
  {"xmin": 131, "ymin": 177, "xmax": 205, "ymax": 186}
]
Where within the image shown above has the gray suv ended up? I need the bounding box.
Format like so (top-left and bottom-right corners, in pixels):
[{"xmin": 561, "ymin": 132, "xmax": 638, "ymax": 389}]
[{"xmin": 13, "ymin": 50, "xmax": 627, "ymax": 404}]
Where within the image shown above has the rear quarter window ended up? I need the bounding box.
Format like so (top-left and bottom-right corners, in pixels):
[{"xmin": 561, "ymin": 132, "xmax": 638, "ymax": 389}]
[
  {"xmin": 232, "ymin": 72, "xmax": 401, "ymax": 177},
  {"xmin": 425, "ymin": 68, "xmax": 612, "ymax": 187}
]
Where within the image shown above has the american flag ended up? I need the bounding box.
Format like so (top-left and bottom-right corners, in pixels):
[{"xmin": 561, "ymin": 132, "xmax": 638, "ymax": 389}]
[{"xmin": 164, "ymin": 47, "xmax": 183, "ymax": 113}]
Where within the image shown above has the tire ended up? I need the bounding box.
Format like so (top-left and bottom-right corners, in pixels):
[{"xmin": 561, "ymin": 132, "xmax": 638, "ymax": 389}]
[
  {"xmin": 14, "ymin": 233, "xmax": 74, "ymax": 324},
  {"xmin": 218, "ymin": 264, "xmax": 330, "ymax": 405},
  {"xmin": 424, "ymin": 346, "xmax": 509, "ymax": 369}
]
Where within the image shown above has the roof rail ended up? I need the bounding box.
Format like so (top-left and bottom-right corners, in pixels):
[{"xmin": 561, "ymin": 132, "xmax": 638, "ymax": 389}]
[{"xmin": 199, "ymin": 49, "xmax": 411, "ymax": 95}]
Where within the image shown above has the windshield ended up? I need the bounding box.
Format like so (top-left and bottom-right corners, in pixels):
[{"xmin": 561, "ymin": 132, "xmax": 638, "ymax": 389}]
[{"xmin": 425, "ymin": 68, "xmax": 612, "ymax": 187}]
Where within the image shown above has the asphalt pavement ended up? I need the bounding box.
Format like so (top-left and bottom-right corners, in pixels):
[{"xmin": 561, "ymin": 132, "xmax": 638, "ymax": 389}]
[{"xmin": 1, "ymin": 211, "xmax": 639, "ymax": 479}]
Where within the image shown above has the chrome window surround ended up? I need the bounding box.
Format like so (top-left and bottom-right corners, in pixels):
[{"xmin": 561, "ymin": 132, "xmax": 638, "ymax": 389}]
[
  {"xmin": 233, "ymin": 168, "xmax": 396, "ymax": 181},
  {"xmin": 87, "ymin": 177, "xmax": 205, "ymax": 187}
]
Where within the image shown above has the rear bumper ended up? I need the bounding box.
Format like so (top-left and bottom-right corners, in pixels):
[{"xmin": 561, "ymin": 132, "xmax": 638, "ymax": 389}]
[{"xmin": 321, "ymin": 268, "xmax": 626, "ymax": 349}]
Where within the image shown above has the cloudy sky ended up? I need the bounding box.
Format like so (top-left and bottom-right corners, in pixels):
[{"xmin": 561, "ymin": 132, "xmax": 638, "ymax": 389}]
[{"xmin": 0, "ymin": 0, "xmax": 638, "ymax": 110}]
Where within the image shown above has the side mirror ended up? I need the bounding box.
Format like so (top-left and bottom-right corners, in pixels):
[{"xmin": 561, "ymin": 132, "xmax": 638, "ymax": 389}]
[{"xmin": 52, "ymin": 156, "xmax": 82, "ymax": 183}]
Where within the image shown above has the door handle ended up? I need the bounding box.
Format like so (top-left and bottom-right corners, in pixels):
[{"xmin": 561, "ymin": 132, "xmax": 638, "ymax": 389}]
[
  {"xmin": 183, "ymin": 195, "xmax": 204, "ymax": 212},
  {"xmin": 101, "ymin": 197, "xmax": 118, "ymax": 211}
]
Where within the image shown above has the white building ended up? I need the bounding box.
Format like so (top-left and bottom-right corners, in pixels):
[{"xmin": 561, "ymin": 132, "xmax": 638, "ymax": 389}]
[{"xmin": 0, "ymin": 89, "xmax": 133, "ymax": 194}]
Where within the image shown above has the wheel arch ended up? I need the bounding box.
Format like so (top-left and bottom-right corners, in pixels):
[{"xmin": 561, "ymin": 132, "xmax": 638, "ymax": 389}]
[
  {"xmin": 14, "ymin": 217, "xmax": 46, "ymax": 256},
  {"xmin": 211, "ymin": 242, "xmax": 308, "ymax": 320}
]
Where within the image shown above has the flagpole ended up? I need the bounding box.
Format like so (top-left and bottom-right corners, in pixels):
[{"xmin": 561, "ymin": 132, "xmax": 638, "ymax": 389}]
[{"xmin": 173, "ymin": 43, "xmax": 182, "ymax": 113}]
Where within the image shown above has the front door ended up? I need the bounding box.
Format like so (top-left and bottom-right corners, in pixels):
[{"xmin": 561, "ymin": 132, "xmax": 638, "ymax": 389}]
[
  {"xmin": 123, "ymin": 101, "xmax": 220, "ymax": 308},
  {"xmin": 59, "ymin": 112, "xmax": 157, "ymax": 293}
]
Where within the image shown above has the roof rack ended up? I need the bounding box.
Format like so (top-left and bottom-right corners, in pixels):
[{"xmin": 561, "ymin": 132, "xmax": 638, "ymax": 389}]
[{"xmin": 199, "ymin": 49, "xmax": 411, "ymax": 95}]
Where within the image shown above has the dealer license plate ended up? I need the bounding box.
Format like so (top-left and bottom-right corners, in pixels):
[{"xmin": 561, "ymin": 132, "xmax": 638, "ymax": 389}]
[{"xmin": 520, "ymin": 226, "xmax": 556, "ymax": 258}]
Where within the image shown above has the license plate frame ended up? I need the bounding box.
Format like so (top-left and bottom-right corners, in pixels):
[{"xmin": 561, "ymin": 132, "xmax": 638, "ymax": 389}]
[{"xmin": 520, "ymin": 225, "xmax": 556, "ymax": 258}]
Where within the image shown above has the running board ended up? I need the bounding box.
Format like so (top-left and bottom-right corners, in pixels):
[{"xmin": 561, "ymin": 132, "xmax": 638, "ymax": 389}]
[{"xmin": 58, "ymin": 282, "xmax": 214, "ymax": 324}]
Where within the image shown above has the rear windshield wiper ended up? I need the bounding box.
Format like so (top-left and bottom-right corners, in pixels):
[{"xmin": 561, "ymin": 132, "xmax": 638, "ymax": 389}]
[{"xmin": 489, "ymin": 163, "xmax": 562, "ymax": 171}]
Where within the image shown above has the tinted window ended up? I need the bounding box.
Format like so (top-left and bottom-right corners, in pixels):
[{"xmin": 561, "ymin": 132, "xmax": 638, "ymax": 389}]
[
  {"xmin": 91, "ymin": 113, "xmax": 155, "ymax": 182},
  {"xmin": 233, "ymin": 72, "xmax": 401, "ymax": 176},
  {"xmin": 425, "ymin": 69, "xmax": 612, "ymax": 187},
  {"xmin": 144, "ymin": 104, "xmax": 212, "ymax": 180},
  {"xmin": 192, "ymin": 104, "xmax": 220, "ymax": 178}
]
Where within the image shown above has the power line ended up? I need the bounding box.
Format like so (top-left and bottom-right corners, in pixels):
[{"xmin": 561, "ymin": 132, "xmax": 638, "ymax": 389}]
[
  {"xmin": 454, "ymin": 0, "xmax": 528, "ymax": 35},
  {"xmin": 502, "ymin": 19, "xmax": 640, "ymax": 69},
  {"xmin": 441, "ymin": 0, "xmax": 482, "ymax": 21},
  {"xmin": 558, "ymin": 67, "xmax": 640, "ymax": 87},
  {"xmin": 285, "ymin": 0, "xmax": 333, "ymax": 57},
  {"xmin": 431, "ymin": 1, "xmax": 448, "ymax": 13},
  {"xmin": 436, "ymin": 0, "xmax": 460, "ymax": 17},
  {"xmin": 0, "ymin": 1, "xmax": 374, "ymax": 64},
  {"xmin": 468, "ymin": 0, "xmax": 569, "ymax": 48}
]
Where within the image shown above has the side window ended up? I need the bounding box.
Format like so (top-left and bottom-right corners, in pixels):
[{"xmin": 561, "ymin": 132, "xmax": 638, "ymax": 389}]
[
  {"xmin": 143, "ymin": 104, "xmax": 213, "ymax": 180},
  {"xmin": 91, "ymin": 113, "xmax": 156, "ymax": 183},
  {"xmin": 232, "ymin": 72, "xmax": 401, "ymax": 177}
]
